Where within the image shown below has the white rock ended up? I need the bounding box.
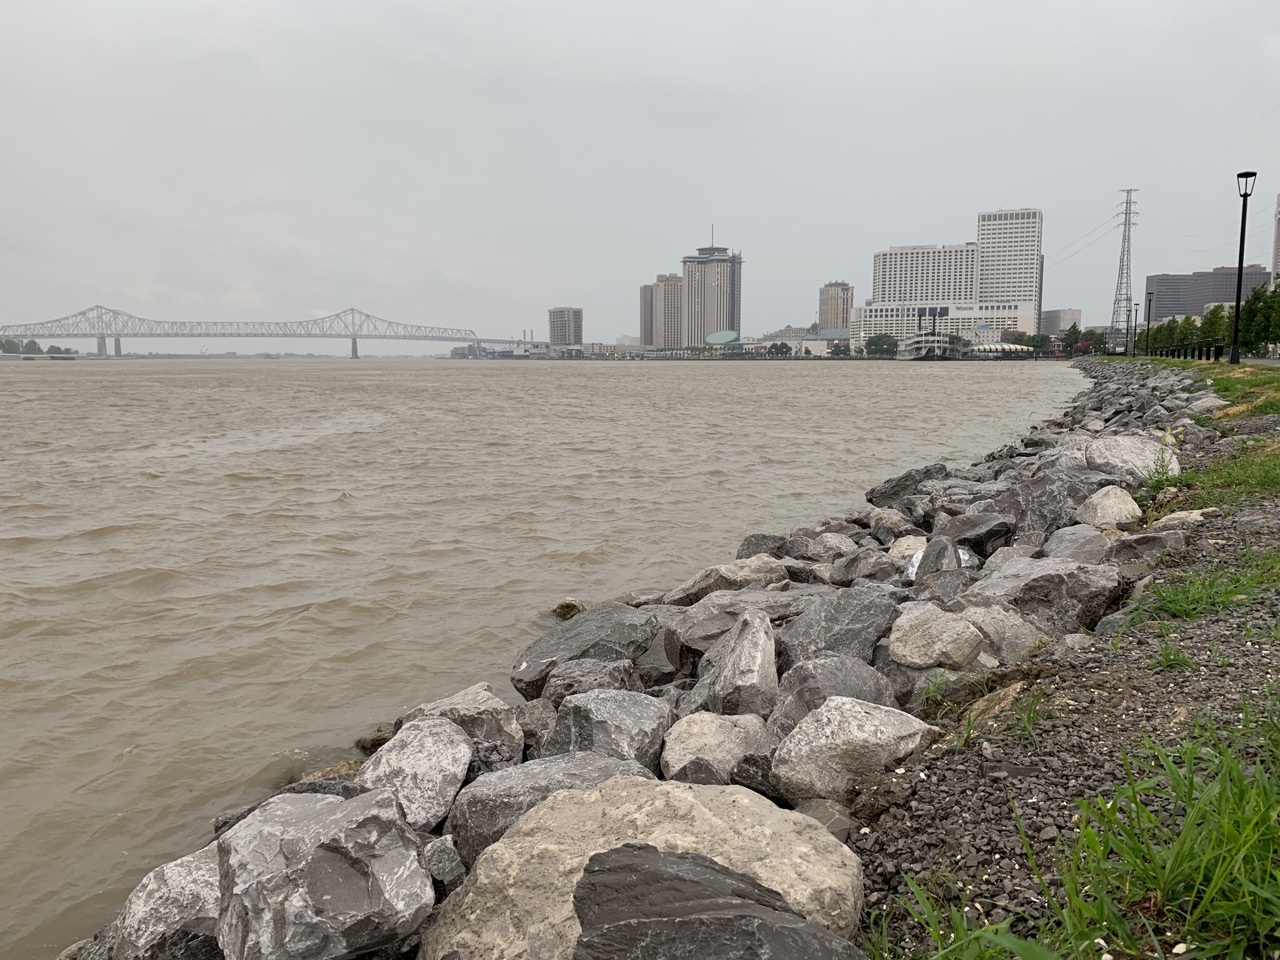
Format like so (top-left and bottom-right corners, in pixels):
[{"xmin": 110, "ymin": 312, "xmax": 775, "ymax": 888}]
[
  {"xmin": 114, "ymin": 844, "xmax": 219, "ymax": 958},
  {"xmin": 1084, "ymin": 435, "xmax": 1180, "ymax": 482},
  {"xmin": 354, "ymin": 716, "xmax": 472, "ymax": 829},
  {"xmin": 706, "ymin": 609, "xmax": 779, "ymax": 717},
  {"xmin": 660, "ymin": 712, "xmax": 767, "ymax": 781},
  {"xmin": 1150, "ymin": 507, "xmax": 1221, "ymax": 531},
  {"xmin": 421, "ymin": 777, "xmax": 865, "ymax": 960},
  {"xmin": 402, "ymin": 681, "xmax": 524, "ymax": 755},
  {"xmin": 888, "ymin": 535, "xmax": 928, "ymax": 560},
  {"xmin": 1075, "ymin": 485, "xmax": 1142, "ymax": 528},
  {"xmin": 663, "ymin": 554, "xmax": 790, "ymax": 606},
  {"xmin": 771, "ymin": 697, "xmax": 941, "ymax": 804},
  {"xmin": 887, "ymin": 601, "xmax": 984, "ymax": 670}
]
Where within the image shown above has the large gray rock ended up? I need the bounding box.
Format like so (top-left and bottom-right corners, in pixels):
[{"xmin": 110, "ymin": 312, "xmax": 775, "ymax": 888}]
[
  {"xmin": 1040, "ymin": 523, "xmax": 1111, "ymax": 565},
  {"xmin": 775, "ymin": 586, "xmax": 900, "ymax": 673},
  {"xmin": 983, "ymin": 544, "xmax": 1039, "ymax": 573},
  {"xmin": 545, "ymin": 689, "xmax": 674, "ymax": 773},
  {"xmin": 705, "ymin": 609, "xmax": 779, "ymax": 717},
  {"xmin": 943, "ymin": 596, "xmax": 1054, "ymax": 664},
  {"xmin": 811, "ymin": 532, "xmax": 858, "ymax": 560},
  {"xmin": 778, "ymin": 655, "xmax": 897, "ymax": 715},
  {"xmin": 991, "ymin": 470, "xmax": 1122, "ymax": 536},
  {"xmin": 660, "ymin": 712, "xmax": 767, "ymax": 782},
  {"xmin": 571, "ymin": 844, "xmax": 863, "ymax": 960},
  {"xmin": 422, "ymin": 778, "xmax": 865, "ymax": 960},
  {"xmin": 515, "ymin": 698, "xmax": 558, "ymax": 759},
  {"xmin": 831, "ymin": 549, "xmax": 903, "ymax": 585},
  {"xmin": 512, "ymin": 603, "xmax": 658, "ymax": 700},
  {"xmin": 961, "ymin": 556, "xmax": 1123, "ymax": 634},
  {"xmin": 217, "ymin": 791, "xmax": 433, "ymax": 960},
  {"xmin": 1075, "ymin": 485, "xmax": 1142, "ymax": 528},
  {"xmin": 771, "ymin": 697, "xmax": 941, "ymax": 805},
  {"xmin": 542, "ymin": 658, "xmax": 645, "ymax": 708},
  {"xmin": 865, "ymin": 462, "xmax": 949, "ymax": 510},
  {"xmin": 1085, "ymin": 435, "xmax": 1180, "ymax": 482},
  {"xmin": 445, "ymin": 753, "xmax": 657, "ymax": 867},
  {"xmin": 422, "ymin": 835, "xmax": 467, "ymax": 895},
  {"xmin": 402, "ymin": 681, "xmax": 523, "ymax": 756},
  {"xmin": 910, "ymin": 536, "xmax": 962, "ymax": 581},
  {"xmin": 886, "ymin": 601, "xmax": 984, "ymax": 670},
  {"xmin": 736, "ymin": 533, "xmax": 786, "ymax": 560},
  {"xmin": 1105, "ymin": 530, "xmax": 1189, "ymax": 565},
  {"xmin": 931, "ymin": 513, "xmax": 1015, "ymax": 558},
  {"xmin": 353, "ymin": 716, "xmax": 472, "ymax": 829},
  {"xmin": 663, "ymin": 554, "xmax": 790, "ymax": 607},
  {"xmin": 661, "ymin": 589, "xmax": 819, "ymax": 674},
  {"xmin": 110, "ymin": 844, "xmax": 219, "ymax": 960}
]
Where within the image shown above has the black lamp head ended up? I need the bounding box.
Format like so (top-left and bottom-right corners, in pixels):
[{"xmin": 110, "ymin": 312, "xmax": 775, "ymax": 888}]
[{"xmin": 1237, "ymin": 171, "xmax": 1257, "ymax": 197}]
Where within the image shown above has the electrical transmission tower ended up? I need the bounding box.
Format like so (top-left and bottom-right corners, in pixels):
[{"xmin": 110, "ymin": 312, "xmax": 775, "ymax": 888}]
[{"xmin": 1110, "ymin": 189, "xmax": 1139, "ymax": 350}]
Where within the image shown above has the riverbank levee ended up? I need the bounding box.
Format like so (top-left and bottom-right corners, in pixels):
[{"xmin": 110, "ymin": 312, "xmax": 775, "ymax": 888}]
[{"xmin": 42, "ymin": 358, "xmax": 1280, "ymax": 958}]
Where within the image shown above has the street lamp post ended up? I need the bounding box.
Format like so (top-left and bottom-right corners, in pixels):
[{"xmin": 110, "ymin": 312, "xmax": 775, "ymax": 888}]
[
  {"xmin": 1144, "ymin": 292, "xmax": 1153, "ymax": 356},
  {"xmin": 1132, "ymin": 301, "xmax": 1140, "ymax": 356},
  {"xmin": 1230, "ymin": 170, "xmax": 1257, "ymax": 364}
]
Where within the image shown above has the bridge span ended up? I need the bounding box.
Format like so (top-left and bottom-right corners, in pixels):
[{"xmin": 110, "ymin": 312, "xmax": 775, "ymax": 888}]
[{"xmin": 0, "ymin": 305, "xmax": 547, "ymax": 358}]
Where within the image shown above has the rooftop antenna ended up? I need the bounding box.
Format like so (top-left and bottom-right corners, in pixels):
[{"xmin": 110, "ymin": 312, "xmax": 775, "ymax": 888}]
[{"xmin": 711, "ymin": 223, "xmax": 715, "ymax": 246}]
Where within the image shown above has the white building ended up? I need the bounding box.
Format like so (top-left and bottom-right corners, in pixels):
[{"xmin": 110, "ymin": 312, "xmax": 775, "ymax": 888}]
[
  {"xmin": 640, "ymin": 273, "xmax": 683, "ymax": 349},
  {"xmin": 548, "ymin": 306, "xmax": 583, "ymax": 347},
  {"xmin": 871, "ymin": 244, "xmax": 976, "ymax": 304},
  {"xmin": 851, "ymin": 302, "xmax": 1030, "ymax": 347},
  {"xmin": 976, "ymin": 208, "xmax": 1043, "ymax": 327},
  {"xmin": 817, "ymin": 281, "xmax": 856, "ymax": 330},
  {"xmin": 1039, "ymin": 307, "xmax": 1081, "ymax": 336},
  {"xmin": 682, "ymin": 246, "xmax": 742, "ymax": 347}
]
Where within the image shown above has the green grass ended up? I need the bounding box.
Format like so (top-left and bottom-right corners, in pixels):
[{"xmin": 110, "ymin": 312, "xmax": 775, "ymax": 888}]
[
  {"xmin": 861, "ymin": 695, "xmax": 1280, "ymax": 960},
  {"xmin": 1133, "ymin": 548, "xmax": 1280, "ymax": 623},
  {"xmin": 1125, "ymin": 357, "xmax": 1280, "ymax": 419},
  {"xmin": 1151, "ymin": 439, "xmax": 1280, "ymax": 512},
  {"xmin": 1151, "ymin": 638, "xmax": 1196, "ymax": 672}
]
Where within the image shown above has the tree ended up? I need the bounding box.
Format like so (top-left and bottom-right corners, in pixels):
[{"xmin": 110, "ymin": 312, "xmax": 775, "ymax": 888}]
[
  {"xmin": 0, "ymin": 338, "xmax": 19, "ymax": 354},
  {"xmin": 830, "ymin": 342, "xmax": 851, "ymax": 358},
  {"xmin": 864, "ymin": 334, "xmax": 898, "ymax": 357},
  {"xmin": 766, "ymin": 341, "xmax": 792, "ymax": 357},
  {"xmin": 1061, "ymin": 322, "xmax": 1081, "ymax": 351},
  {"xmin": 802, "ymin": 346, "xmax": 812, "ymax": 356},
  {"xmin": 1080, "ymin": 329, "xmax": 1108, "ymax": 353}
]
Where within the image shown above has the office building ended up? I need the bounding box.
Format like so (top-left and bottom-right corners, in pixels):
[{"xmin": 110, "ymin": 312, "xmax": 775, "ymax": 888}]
[
  {"xmin": 547, "ymin": 306, "xmax": 583, "ymax": 347},
  {"xmin": 976, "ymin": 208, "xmax": 1043, "ymax": 327},
  {"xmin": 639, "ymin": 273, "xmax": 683, "ymax": 349},
  {"xmin": 818, "ymin": 282, "xmax": 856, "ymax": 331},
  {"xmin": 681, "ymin": 246, "xmax": 742, "ymax": 346},
  {"xmin": 1144, "ymin": 266, "xmax": 1272, "ymax": 321},
  {"xmin": 1272, "ymin": 194, "xmax": 1279, "ymax": 287},
  {"xmin": 872, "ymin": 244, "xmax": 977, "ymax": 304},
  {"xmin": 1039, "ymin": 308, "xmax": 1081, "ymax": 336}
]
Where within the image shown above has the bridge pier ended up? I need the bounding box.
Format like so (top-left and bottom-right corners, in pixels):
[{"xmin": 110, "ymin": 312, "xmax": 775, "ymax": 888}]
[
  {"xmin": 114, "ymin": 337, "xmax": 122, "ymax": 357},
  {"xmin": 97, "ymin": 335, "xmax": 108, "ymax": 358},
  {"xmin": 351, "ymin": 337, "xmax": 359, "ymax": 360}
]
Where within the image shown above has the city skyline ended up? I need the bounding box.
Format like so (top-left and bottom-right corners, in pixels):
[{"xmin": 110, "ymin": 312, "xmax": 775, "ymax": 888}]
[{"xmin": 1, "ymin": 2, "xmax": 1278, "ymax": 355}]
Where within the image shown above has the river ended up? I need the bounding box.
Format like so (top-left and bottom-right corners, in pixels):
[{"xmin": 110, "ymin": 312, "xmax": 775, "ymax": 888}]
[{"xmin": 0, "ymin": 357, "xmax": 1083, "ymax": 957}]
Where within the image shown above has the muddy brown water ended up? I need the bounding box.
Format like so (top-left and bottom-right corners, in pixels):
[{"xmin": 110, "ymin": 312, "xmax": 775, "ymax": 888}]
[{"xmin": 0, "ymin": 358, "xmax": 1083, "ymax": 957}]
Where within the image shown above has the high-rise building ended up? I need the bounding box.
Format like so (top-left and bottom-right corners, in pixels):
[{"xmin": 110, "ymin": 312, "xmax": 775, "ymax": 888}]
[
  {"xmin": 547, "ymin": 306, "xmax": 583, "ymax": 347},
  {"xmin": 818, "ymin": 282, "xmax": 856, "ymax": 330},
  {"xmin": 1039, "ymin": 308, "xmax": 1081, "ymax": 336},
  {"xmin": 640, "ymin": 273, "xmax": 683, "ymax": 349},
  {"xmin": 976, "ymin": 208, "xmax": 1044, "ymax": 327},
  {"xmin": 1145, "ymin": 267, "xmax": 1271, "ymax": 320},
  {"xmin": 1272, "ymin": 194, "xmax": 1279, "ymax": 287},
  {"xmin": 681, "ymin": 246, "xmax": 742, "ymax": 346},
  {"xmin": 871, "ymin": 245, "xmax": 976, "ymax": 304}
]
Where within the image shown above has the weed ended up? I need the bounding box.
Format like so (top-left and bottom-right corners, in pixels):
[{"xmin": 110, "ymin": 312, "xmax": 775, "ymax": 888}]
[
  {"xmin": 1151, "ymin": 639, "xmax": 1196, "ymax": 672},
  {"xmin": 1010, "ymin": 688, "xmax": 1047, "ymax": 749},
  {"xmin": 1142, "ymin": 549, "xmax": 1280, "ymax": 621},
  {"xmin": 1207, "ymin": 643, "xmax": 1233, "ymax": 667}
]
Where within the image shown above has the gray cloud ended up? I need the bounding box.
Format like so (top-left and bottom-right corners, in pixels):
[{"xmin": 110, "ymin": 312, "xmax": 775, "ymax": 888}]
[{"xmin": 2, "ymin": 0, "xmax": 1278, "ymax": 352}]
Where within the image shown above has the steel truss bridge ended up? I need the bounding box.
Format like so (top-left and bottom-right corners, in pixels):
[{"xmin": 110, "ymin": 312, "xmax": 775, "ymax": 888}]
[{"xmin": 0, "ymin": 305, "xmax": 546, "ymax": 358}]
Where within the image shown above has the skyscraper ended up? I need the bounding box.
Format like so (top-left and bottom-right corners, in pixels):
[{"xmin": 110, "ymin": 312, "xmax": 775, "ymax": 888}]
[
  {"xmin": 1272, "ymin": 193, "xmax": 1279, "ymax": 288},
  {"xmin": 871, "ymin": 245, "xmax": 976, "ymax": 304},
  {"xmin": 547, "ymin": 307, "xmax": 583, "ymax": 347},
  {"xmin": 640, "ymin": 273, "xmax": 683, "ymax": 349},
  {"xmin": 681, "ymin": 246, "xmax": 742, "ymax": 346},
  {"xmin": 818, "ymin": 282, "xmax": 856, "ymax": 331},
  {"xmin": 976, "ymin": 208, "xmax": 1044, "ymax": 328}
]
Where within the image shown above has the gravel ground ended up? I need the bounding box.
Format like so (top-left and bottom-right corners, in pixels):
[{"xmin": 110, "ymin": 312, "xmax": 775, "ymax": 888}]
[{"xmin": 851, "ymin": 419, "xmax": 1280, "ymax": 945}]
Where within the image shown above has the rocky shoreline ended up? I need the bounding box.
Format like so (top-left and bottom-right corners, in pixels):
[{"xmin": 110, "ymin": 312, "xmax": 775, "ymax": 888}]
[{"xmin": 60, "ymin": 358, "xmax": 1268, "ymax": 960}]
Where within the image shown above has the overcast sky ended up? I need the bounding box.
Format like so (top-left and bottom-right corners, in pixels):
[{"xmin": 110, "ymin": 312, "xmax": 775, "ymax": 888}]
[{"xmin": 2, "ymin": 0, "xmax": 1279, "ymax": 355}]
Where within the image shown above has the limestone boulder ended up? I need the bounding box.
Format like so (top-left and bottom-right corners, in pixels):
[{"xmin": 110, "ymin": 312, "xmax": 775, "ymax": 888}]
[
  {"xmin": 422, "ymin": 777, "xmax": 865, "ymax": 960},
  {"xmin": 811, "ymin": 532, "xmax": 858, "ymax": 560},
  {"xmin": 735, "ymin": 533, "xmax": 786, "ymax": 560},
  {"xmin": 888, "ymin": 535, "xmax": 928, "ymax": 560},
  {"xmin": 768, "ymin": 655, "xmax": 898, "ymax": 746},
  {"xmin": 660, "ymin": 712, "xmax": 767, "ymax": 782},
  {"xmin": 663, "ymin": 554, "xmax": 790, "ymax": 607},
  {"xmin": 109, "ymin": 844, "xmax": 219, "ymax": 960},
  {"xmin": 991, "ymin": 469, "xmax": 1123, "ymax": 536},
  {"xmin": 1040, "ymin": 523, "xmax": 1110, "ymax": 565},
  {"xmin": 931, "ymin": 513, "xmax": 1015, "ymax": 558},
  {"xmin": 771, "ymin": 697, "xmax": 941, "ymax": 805},
  {"xmin": 217, "ymin": 791, "xmax": 433, "ymax": 960},
  {"xmin": 353, "ymin": 716, "xmax": 472, "ymax": 830},
  {"xmin": 909, "ymin": 536, "xmax": 962, "ymax": 582},
  {"xmin": 961, "ymin": 556, "xmax": 1123, "ymax": 634},
  {"xmin": 421, "ymin": 835, "xmax": 467, "ymax": 896},
  {"xmin": 1084, "ymin": 435, "xmax": 1180, "ymax": 482},
  {"xmin": 865, "ymin": 462, "xmax": 949, "ymax": 510},
  {"xmin": 1149, "ymin": 507, "xmax": 1221, "ymax": 531},
  {"xmin": 542, "ymin": 658, "xmax": 645, "ymax": 708},
  {"xmin": 983, "ymin": 544, "xmax": 1038, "ymax": 573},
  {"xmin": 943, "ymin": 596, "xmax": 1054, "ymax": 664},
  {"xmin": 445, "ymin": 753, "xmax": 656, "ymax": 866},
  {"xmin": 1105, "ymin": 530, "xmax": 1189, "ymax": 565},
  {"xmin": 401, "ymin": 681, "xmax": 523, "ymax": 756},
  {"xmin": 544, "ymin": 689, "xmax": 674, "ymax": 773},
  {"xmin": 775, "ymin": 586, "xmax": 900, "ymax": 672},
  {"xmin": 661, "ymin": 589, "xmax": 819, "ymax": 673},
  {"xmin": 514, "ymin": 698, "xmax": 557, "ymax": 759},
  {"xmin": 705, "ymin": 609, "xmax": 779, "ymax": 717},
  {"xmin": 571, "ymin": 844, "xmax": 862, "ymax": 960},
  {"xmin": 831, "ymin": 549, "xmax": 903, "ymax": 585},
  {"xmin": 1075, "ymin": 485, "xmax": 1142, "ymax": 528},
  {"xmin": 511, "ymin": 602, "xmax": 658, "ymax": 700},
  {"xmin": 887, "ymin": 601, "xmax": 984, "ymax": 670}
]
